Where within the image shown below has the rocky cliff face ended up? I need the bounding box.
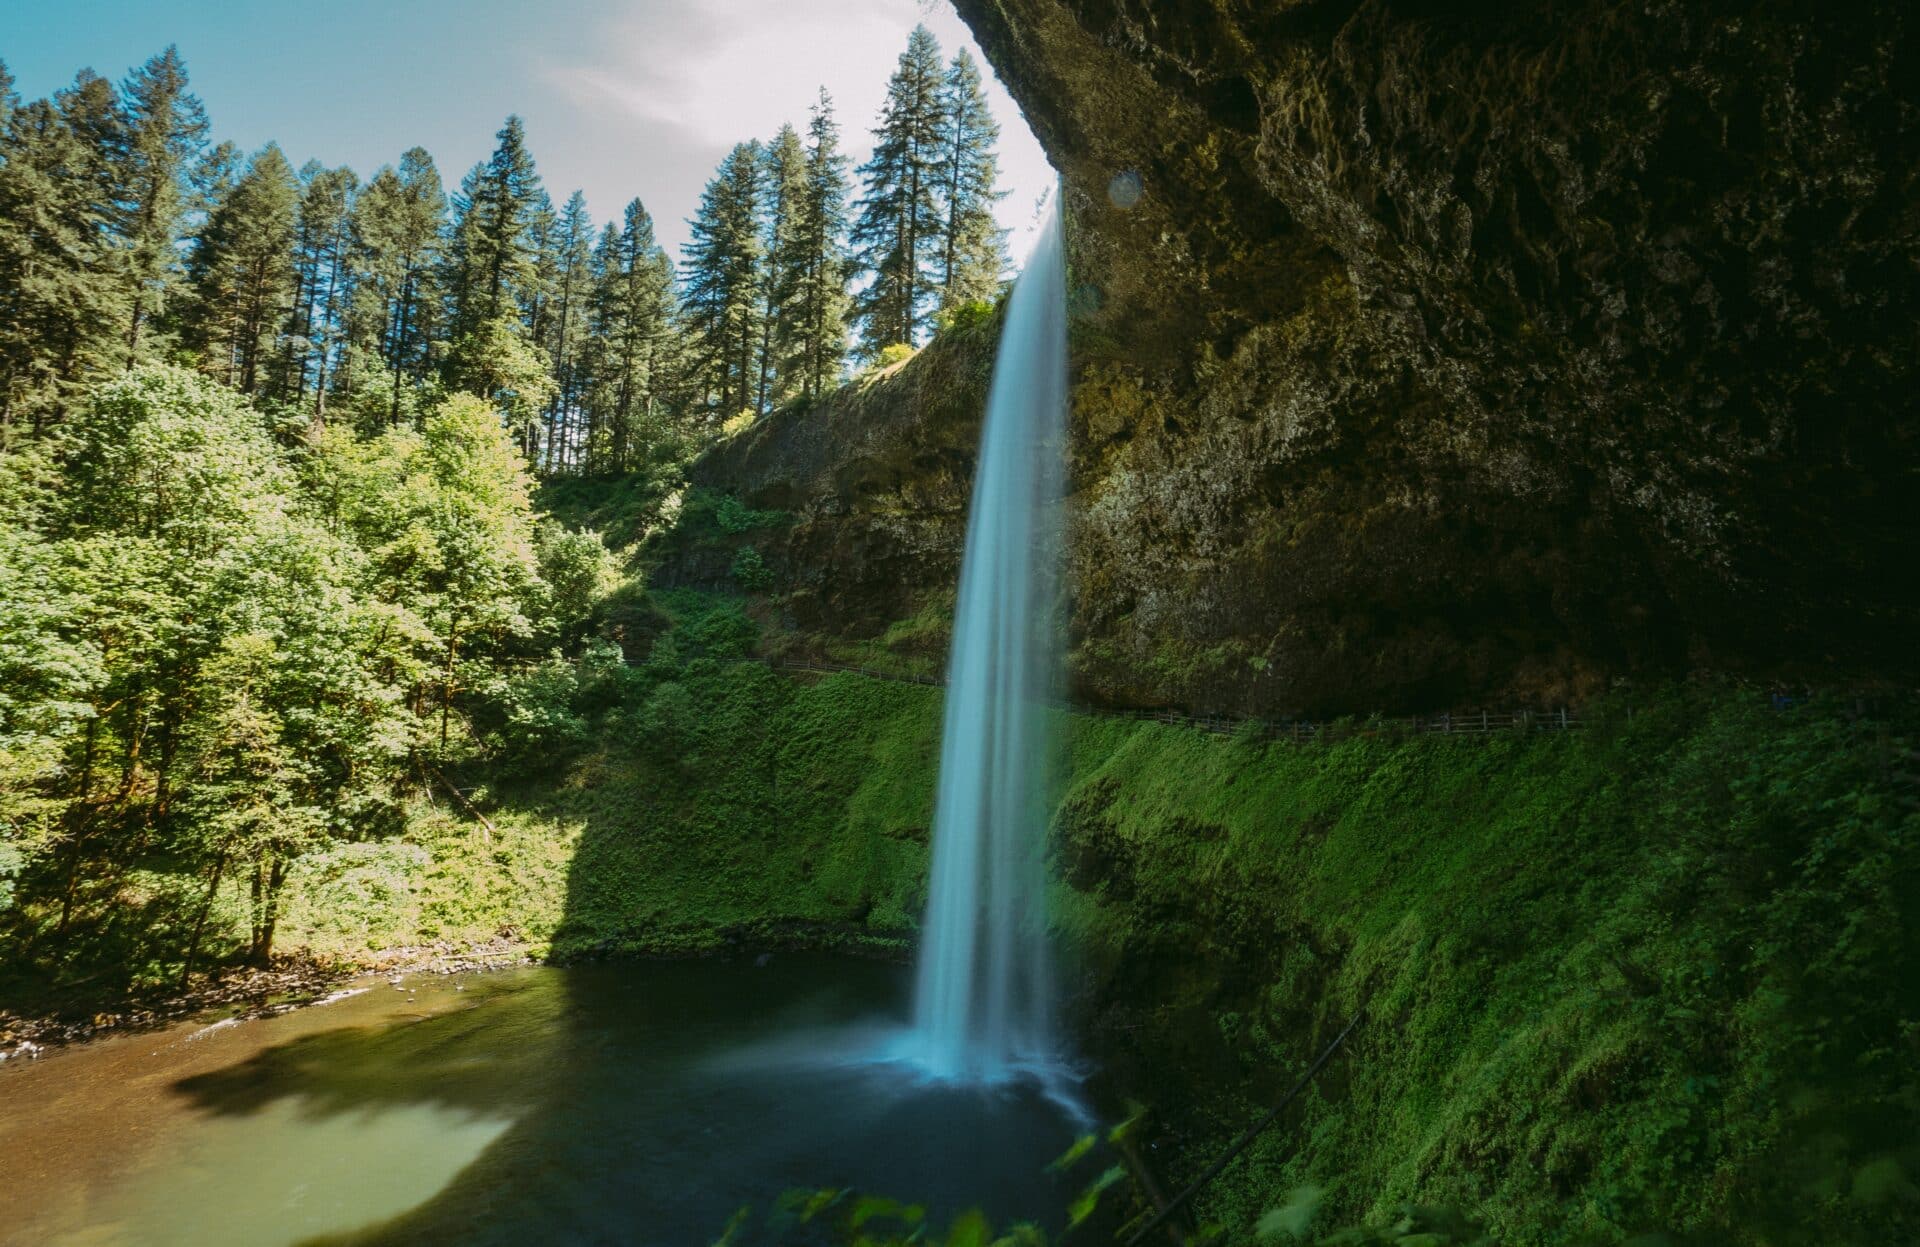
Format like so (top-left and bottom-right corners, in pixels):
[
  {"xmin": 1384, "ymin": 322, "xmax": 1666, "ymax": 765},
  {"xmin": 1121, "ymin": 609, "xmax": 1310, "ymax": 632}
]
[
  {"xmin": 656, "ymin": 317, "xmax": 995, "ymax": 641},
  {"xmin": 667, "ymin": 0, "xmax": 1918, "ymax": 715}
]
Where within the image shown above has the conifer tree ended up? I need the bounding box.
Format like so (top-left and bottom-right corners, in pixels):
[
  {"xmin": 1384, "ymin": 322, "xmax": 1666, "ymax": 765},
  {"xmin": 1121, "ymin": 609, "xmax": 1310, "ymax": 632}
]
[
  {"xmin": 188, "ymin": 138, "xmax": 241, "ymax": 222},
  {"xmin": 275, "ymin": 162, "xmax": 357, "ymax": 410},
  {"xmin": 0, "ymin": 71, "xmax": 129, "ymax": 437},
  {"xmin": 852, "ymin": 25, "xmax": 947, "ymax": 356},
  {"xmin": 935, "ymin": 49, "xmax": 1008, "ymax": 314},
  {"xmin": 349, "ymin": 147, "xmax": 444, "ymax": 423},
  {"xmin": 540, "ymin": 191, "xmax": 596, "ymax": 472},
  {"xmin": 113, "ymin": 47, "xmax": 208, "ymax": 366},
  {"xmin": 580, "ymin": 221, "xmax": 621, "ymax": 469},
  {"xmin": 592, "ymin": 199, "xmax": 679, "ymax": 470},
  {"xmin": 756, "ymin": 124, "xmax": 808, "ymax": 413},
  {"xmin": 682, "ymin": 142, "xmax": 765, "ymax": 420},
  {"xmin": 523, "ymin": 190, "xmax": 563, "ymax": 356},
  {"xmin": 445, "ymin": 116, "xmax": 544, "ymax": 342},
  {"xmin": 782, "ymin": 89, "xmax": 852, "ymax": 401},
  {"xmin": 183, "ymin": 143, "xmax": 298, "ymax": 393}
]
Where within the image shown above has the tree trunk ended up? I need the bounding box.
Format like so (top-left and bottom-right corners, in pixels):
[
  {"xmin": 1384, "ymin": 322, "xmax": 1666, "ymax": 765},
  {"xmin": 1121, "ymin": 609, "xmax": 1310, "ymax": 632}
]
[
  {"xmin": 440, "ymin": 618, "xmax": 460, "ymax": 750},
  {"xmin": 179, "ymin": 848, "xmax": 230, "ymax": 991},
  {"xmin": 250, "ymin": 852, "xmax": 286, "ymax": 965},
  {"xmin": 390, "ymin": 275, "xmax": 412, "ymax": 425}
]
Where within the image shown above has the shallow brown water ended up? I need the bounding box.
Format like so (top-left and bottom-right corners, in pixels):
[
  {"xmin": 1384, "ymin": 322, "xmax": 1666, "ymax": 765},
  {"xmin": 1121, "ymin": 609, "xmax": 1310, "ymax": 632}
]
[{"xmin": 0, "ymin": 958, "xmax": 1082, "ymax": 1246}]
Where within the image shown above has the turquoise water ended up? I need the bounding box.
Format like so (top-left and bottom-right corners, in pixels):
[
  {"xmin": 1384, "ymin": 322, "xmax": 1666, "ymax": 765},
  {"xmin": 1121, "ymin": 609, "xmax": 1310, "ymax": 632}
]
[{"xmin": 2, "ymin": 958, "xmax": 1085, "ymax": 1245}]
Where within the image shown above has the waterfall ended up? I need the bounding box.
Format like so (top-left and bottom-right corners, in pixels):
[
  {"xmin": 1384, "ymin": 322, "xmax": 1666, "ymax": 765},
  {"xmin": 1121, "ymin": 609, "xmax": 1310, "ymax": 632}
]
[{"xmin": 909, "ymin": 202, "xmax": 1068, "ymax": 1082}]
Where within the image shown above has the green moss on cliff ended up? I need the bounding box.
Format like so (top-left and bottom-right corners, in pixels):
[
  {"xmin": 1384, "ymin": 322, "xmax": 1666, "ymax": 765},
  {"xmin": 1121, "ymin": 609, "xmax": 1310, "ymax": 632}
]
[{"xmin": 1055, "ymin": 688, "xmax": 1918, "ymax": 1244}]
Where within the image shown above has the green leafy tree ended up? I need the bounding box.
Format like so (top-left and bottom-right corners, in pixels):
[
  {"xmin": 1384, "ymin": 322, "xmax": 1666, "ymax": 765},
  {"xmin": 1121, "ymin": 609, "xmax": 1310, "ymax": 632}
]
[
  {"xmin": 0, "ymin": 522, "xmax": 101, "ymax": 865},
  {"xmin": 852, "ymin": 26, "xmax": 947, "ymax": 356},
  {"xmin": 534, "ymin": 520, "xmax": 618, "ymax": 632},
  {"xmin": 56, "ymin": 366, "xmax": 296, "ymax": 818},
  {"xmin": 331, "ymin": 392, "xmax": 543, "ymax": 749},
  {"xmin": 444, "ymin": 316, "xmax": 557, "ymax": 454}
]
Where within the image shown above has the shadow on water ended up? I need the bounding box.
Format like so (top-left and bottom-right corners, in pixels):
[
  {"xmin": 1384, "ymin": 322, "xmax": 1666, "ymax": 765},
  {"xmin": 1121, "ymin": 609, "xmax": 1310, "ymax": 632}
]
[{"xmin": 165, "ymin": 958, "xmax": 1083, "ymax": 1246}]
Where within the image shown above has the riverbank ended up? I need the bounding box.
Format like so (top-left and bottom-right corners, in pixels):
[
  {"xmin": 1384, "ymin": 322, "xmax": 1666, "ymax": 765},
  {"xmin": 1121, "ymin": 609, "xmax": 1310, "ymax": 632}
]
[{"xmin": 0, "ymin": 939, "xmax": 537, "ymax": 1063}]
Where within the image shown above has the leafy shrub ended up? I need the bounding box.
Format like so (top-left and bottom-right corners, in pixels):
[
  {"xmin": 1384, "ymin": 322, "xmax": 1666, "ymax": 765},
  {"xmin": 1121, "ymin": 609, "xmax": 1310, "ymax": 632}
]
[
  {"xmin": 633, "ymin": 680, "xmax": 696, "ymax": 759},
  {"xmin": 857, "ymin": 342, "xmax": 918, "ymax": 379},
  {"xmin": 485, "ymin": 653, "xmax": 593, "ymax": 773},
  {"xmin": 535, "ymin": 520, "xmax": 619, "ymax": 628},
  {"xmin": 730, "ymin": 546, "xmax": 775, "ymax": 591},
  {"xmin": 657, "ymin": 591, "xmax": 760, "ymax": 660},
  {"xmin": 713, "ymin": 492, "xmax": 789, "ymax": 535},
  {"xmin": 936, "ymin": 297, "xmax": 998, "ymax": 336}
]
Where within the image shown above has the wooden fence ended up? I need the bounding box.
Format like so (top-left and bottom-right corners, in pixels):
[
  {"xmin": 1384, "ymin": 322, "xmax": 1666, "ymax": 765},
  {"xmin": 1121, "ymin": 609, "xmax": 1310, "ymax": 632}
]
[{"xmin": 766, "ymin": 657, "xmax": 1586, "ymax": 741}]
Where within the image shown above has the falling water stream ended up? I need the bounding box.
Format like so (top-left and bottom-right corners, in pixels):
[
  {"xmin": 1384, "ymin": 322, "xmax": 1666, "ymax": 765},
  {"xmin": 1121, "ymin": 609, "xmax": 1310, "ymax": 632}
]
[{"xmin": 908, "ymin": 202, "xmax": 1069, "ymax": 1082}]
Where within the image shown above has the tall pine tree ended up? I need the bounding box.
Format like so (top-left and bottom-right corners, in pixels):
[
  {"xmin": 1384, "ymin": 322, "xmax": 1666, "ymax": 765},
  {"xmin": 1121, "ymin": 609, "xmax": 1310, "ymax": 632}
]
[
  {"xmin": 682, "ymin": 141, "xmax": 765, "ymax": 420},
  {"xmin": 756, "ymin": 124, "xmax": 808, "ymax": 413},
  {"xmin": 851, "ymin": 25, "xmax": 946, "ymax": 356},
  {"xmin": 113, "ymin": 47, "xmax": 208, "ymax": 367},
  {"xmin": 780, "ymin": 88, "xmax": 852, "ymax": 401},
  {"xmin": 539, "ymin": 191, "xmax": 596, "ymax": 472},
  {"xmin": 935, "ymin": 49, "xmax": 1008, "ymax": 314},
  {"xmin": 591, "ymin": 199, "xmax": 679, "ymax": 470},
  {"xmin": 350, "ymin": 147, "xmax": 444, "ymax": 424},
  {"xmin": 444, "ymin": 115, "xmax": 544, "ymax": 342},
  {"xmin": 0, "ymin": 71, "xmax": 128, "ymax": 437},
  {"xmin": 183, "ymin": 143, "xmax": 298, "ymax": 394},
  {"xmin": 275, "ymin": 161, "xmax": 357, "ymax": 410}
]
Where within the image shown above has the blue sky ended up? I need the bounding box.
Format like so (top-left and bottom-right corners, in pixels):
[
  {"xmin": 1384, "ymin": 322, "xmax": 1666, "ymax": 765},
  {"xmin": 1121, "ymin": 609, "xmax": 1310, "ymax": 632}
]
[{"xmin": 4, "ymin": 0, "xmax": 1056, "ymax": 266}]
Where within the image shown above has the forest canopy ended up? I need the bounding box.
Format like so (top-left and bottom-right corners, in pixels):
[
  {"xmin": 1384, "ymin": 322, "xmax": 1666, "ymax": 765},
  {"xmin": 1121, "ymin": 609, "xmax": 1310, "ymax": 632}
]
[{"xmin": 0, "ymin": 30, "xmax": 1009, "ymax": 461}]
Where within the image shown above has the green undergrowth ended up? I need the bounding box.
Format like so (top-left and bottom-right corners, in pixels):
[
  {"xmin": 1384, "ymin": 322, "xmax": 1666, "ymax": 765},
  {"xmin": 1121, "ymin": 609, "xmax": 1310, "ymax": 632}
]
[
  {"xmin": 813, "ymin": 588, "xmax": 955, "ymax": 679},
  {"xmin": 126, "ymin": 588, "xmax": 1920, "ymax": 1243},
  {"xmin": 534, "ymin": 468, "xmax": 681, "ymax": 554},
  {"xmin": 276, "ymin": 589, "xmax": 944, "ymax": 963}
]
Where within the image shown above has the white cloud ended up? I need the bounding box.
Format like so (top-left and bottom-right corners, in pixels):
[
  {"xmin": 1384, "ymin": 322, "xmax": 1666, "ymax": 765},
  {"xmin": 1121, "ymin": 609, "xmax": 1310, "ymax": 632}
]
[{"xmin": 529, "ymin": 0, "xmax": 1056, "ymax": 267}]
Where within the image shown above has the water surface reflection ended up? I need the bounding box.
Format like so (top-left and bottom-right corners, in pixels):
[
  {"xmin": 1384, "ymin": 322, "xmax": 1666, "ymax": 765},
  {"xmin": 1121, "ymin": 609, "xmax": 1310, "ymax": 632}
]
[{"xmin": 1, "ymin": 957, "xmax": 1082, "ymax": 1246}]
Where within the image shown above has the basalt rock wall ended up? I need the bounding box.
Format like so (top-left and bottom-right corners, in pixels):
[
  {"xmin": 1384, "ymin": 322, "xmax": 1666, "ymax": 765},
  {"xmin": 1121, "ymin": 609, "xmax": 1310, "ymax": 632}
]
[{"xmin": 667, "ymin": 0, "xmax": 1919, "ymax": 715}]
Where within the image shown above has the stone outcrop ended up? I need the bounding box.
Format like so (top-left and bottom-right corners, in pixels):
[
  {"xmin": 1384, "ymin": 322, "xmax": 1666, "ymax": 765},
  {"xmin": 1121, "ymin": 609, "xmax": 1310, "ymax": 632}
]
[{"xmin": 665, "ymin": 0, "xmax": 1919, "ymax": 715}]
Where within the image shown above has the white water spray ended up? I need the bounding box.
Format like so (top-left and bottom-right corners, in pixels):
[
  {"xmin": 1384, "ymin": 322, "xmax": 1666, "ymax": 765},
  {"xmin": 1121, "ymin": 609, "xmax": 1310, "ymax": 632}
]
[{"xmin": 908, "ymin": 203, "xmax": 1068, "ymax": 1082}]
